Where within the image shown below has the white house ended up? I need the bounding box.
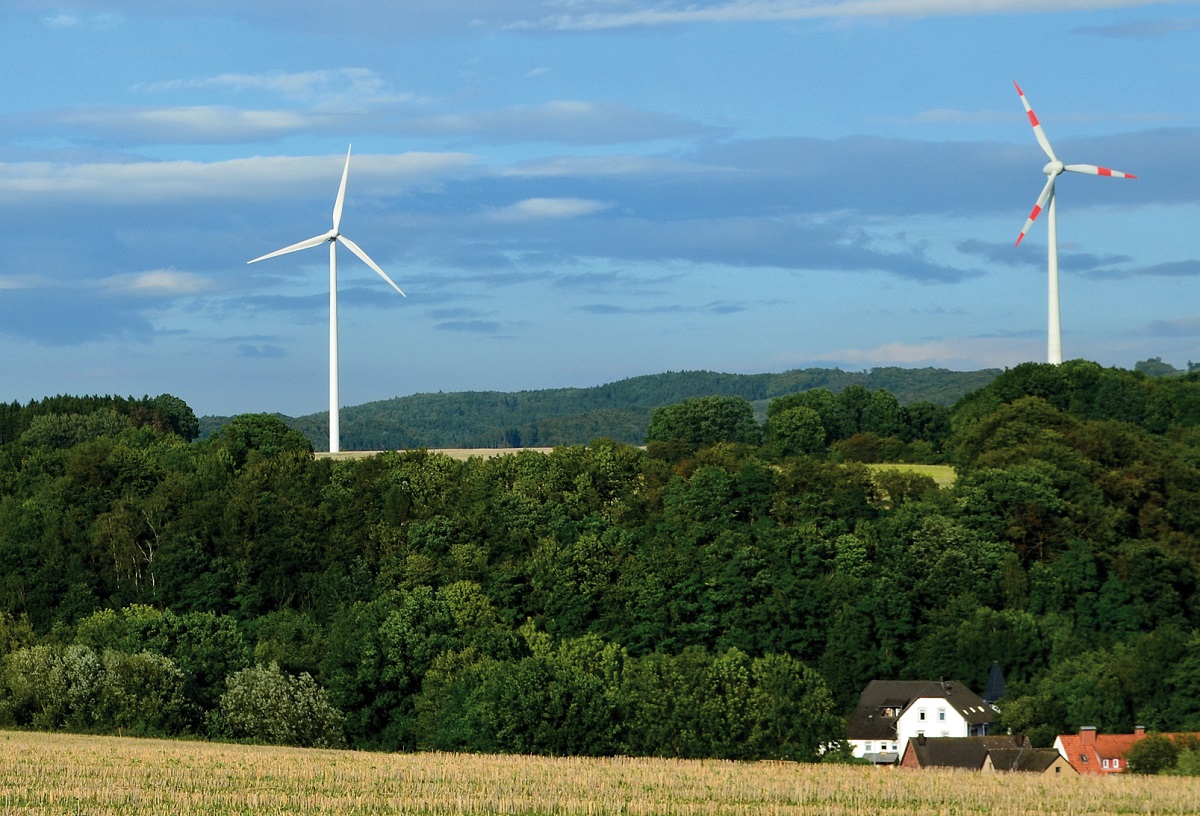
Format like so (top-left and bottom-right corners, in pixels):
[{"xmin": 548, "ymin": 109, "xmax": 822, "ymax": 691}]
[{"xmin": 845, "ymin": 680, "xmax": 998, "ymax": 764}]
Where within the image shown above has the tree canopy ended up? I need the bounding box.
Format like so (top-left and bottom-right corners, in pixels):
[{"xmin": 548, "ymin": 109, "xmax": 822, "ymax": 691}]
[{"xmin": 2, "ymin": 362, "xmax": 1200, "ymax": 757}]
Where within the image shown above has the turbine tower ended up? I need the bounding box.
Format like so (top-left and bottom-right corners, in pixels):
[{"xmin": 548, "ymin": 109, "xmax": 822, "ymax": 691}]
[
  {"xmin": 1014, "ymin": 82, "xmax": 1135, "ymax": 365},
  {"xmin": 249, "ymin": 146, "xmax": 405, "ymax": 453}
]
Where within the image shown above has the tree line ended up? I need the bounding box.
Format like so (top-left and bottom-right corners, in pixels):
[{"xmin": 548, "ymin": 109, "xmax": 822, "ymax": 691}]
[
  {"xmin": 198, "ymin": 366, "xmax": 1003, "ymax": 451},
  {"xmin": 1, "ymin": 360, "xmax": 1199, "ymax": 761}
]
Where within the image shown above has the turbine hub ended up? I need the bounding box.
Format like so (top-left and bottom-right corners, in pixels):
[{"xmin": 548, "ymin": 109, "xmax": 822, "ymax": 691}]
[{"xmin": 1043, "ymin": 160, "xmax": 1064, "ymax": 177}]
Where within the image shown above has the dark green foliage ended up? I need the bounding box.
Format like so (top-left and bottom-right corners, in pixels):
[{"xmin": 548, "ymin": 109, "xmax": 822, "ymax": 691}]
[
  {"xmin": 645, "ymin": 396, "xmax": 761, "ymax": 447},
  {"xmin": 3, "ymin": 364, "xmax": 1200, "ymax": 756},
  {"xmin": 1126, "ymin": 733, "xmax": 1178, "ymax": 774},
  {"xmin": 199, "ymin": 367, "xmax": 998, "ymax": 450}
]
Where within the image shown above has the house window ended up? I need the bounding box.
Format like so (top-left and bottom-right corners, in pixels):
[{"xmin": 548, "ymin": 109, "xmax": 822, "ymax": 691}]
[
  {"xmin": 1102, "ymin": 759, "xmax": 1109, "ymax": 769},
  {"xmin": 1113, "ymin": 759, "xmax": 1120, "ymax": 769},
  {"xmin": 864, "ymin": 742, "xmax": 872, "ymax": 752},
  {"xmin": 1081, "ymin": 755, "xmax": 1088, "ymax": 763},
  {"xmin": 937, "ymin": 708, "xmax": 946, "ymax": 722},
  {"xmin": 919, "ymin": 708, "xmax": 926, "ymax": 722}
]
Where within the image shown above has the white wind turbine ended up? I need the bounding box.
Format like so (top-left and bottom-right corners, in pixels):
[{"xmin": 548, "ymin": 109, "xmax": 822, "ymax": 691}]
[
  {"xmin": 1014, "ymin": 82, "xmax": 1135, "ymax": 365},
  {"xmin": 249, "ymin": 146, "xmax": 405, "ymax": 453}
]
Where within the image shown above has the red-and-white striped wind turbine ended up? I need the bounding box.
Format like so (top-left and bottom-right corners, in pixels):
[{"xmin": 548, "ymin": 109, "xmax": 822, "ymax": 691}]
[
  {"xmin": 1013, "ymin": 82, "xmax": 1135, "ymax": 365},
  {"xmin": 248, "ymin": 146, "xmax": 406, "ymax": 453}
]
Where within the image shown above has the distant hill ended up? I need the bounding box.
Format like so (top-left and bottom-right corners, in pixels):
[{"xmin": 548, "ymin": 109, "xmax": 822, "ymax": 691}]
[{"xmin": 199, "ymin": 366, "xmax": 1002, "ymax": 452}]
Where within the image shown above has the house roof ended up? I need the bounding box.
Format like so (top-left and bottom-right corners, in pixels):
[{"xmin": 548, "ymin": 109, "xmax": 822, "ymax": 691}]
[
  {"xmin": 846, "ymin": 680, "xmax": 996, "ymax": 739},
  {"xmin": 1055, "ymin": 730, "xmax": 1200, "ymax": 774},
  {"xmin": 987, "ymin": 747, "xmax": 1065, "ymax": 773},
  {"xmin": 904, "ymin": 737, "xmax": 989, "ymax": 770},
  {"xmin": 903, "ymin": 735, "xmax": 1053, "ymax": 771},
  {"xmin": 1055, "ymin": 732, "xmax": 1140, "ymax": 774}
]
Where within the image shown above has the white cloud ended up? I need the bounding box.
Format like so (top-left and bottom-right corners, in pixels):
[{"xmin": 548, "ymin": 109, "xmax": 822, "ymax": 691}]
[
  {"xmin": 61, "ymin": 106, "xmax": 319, "ymax": 143},
  {"xmin": 486, "ymin": 197, "xmax": 611, "ymax": 222},
  {"xmin": 826, "ymin": 337, "xmax": 1039, "ymax": 367},
  {"xmin": 102, "ymin": 269, "xmax": 213, "ymax": 297},
  {"xmin": 510, "ymin": 0, "xmax": 1180, "ymax": 30},
  {"xmin": 405, "ymin": 100, "xmax": 712, "ymax": 144},
  {"xmin": 0, "ymin": 275, "xmax": 39, "ymax": 290},
  {"xmin": 0, "ymin": 151, "xmax": 478, "ymax": 205},
  {"xmin": 42, "ymin": 13, "xmax": 80, "ymax": 27},
  {"xmin": 134, "ymin": 68, "xmax": 412, "ymax": 109},
  {"xmin": 498, "ymin": 154, "xmax": 715, "ymax": 178}
]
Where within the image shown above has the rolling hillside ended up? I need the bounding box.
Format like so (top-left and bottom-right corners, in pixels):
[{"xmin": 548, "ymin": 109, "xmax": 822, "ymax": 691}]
[{"xmin": 200, "ymin": 366, "xmax": 1002, "ymax": 451}]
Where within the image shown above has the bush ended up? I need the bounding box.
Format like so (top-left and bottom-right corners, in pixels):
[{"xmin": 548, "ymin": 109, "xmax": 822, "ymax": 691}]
[
  {"xmin": 98, "ymin": 650, "xmax": 194, "ymax": 735},
  {"xmin": 218, "ymin": 663, "xmax": 346, "ymax": 748},
  {"xmin": 1126, "ymin": 733, "xmax": 1178, "ymax": 774}
]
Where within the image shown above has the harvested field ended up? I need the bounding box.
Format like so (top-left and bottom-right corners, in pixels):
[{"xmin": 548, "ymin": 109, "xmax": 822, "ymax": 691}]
[
  {"xmin": 3, "ymin": 730, "xmax": 1199, "ymax": 816},
  {"xmin": 318, "ymin": 448, "xmax": 555, "ymax": 461}
]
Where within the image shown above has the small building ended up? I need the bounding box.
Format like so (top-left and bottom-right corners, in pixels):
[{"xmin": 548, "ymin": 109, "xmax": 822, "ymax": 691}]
[
  {"xmin": 900, "ymin": 734, "xmax": 1071, "ymax": 774},
  {"xmin": 846, "ymin": 680, "xmax": 998, "ymax": 763},
  {"xmin": 1054, "ymin": 726, "xmax": 1200, "ymax": 774}
]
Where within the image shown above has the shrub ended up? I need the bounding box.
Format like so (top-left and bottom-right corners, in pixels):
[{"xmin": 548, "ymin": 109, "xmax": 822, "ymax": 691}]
[
  {"xmin": 98, "ymin": 650, "xmax": 194, "ymax": 735},
  {"xmin": 1126, "ymin": 733, "xmax": 1178, "ymax": 774},
  {"xmin": 218, "ymin": 663, "xmax": 346, "ymax": 748}
]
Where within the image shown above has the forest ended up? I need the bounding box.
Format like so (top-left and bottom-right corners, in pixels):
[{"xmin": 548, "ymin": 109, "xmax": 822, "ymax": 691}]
[
  {"xmin": 1, "ymin": 360, "xmax": 1199, "ymax": 759},
  {"xmin": 197, "ymin": 365, "xmax": 1003, "ymax": 451}
]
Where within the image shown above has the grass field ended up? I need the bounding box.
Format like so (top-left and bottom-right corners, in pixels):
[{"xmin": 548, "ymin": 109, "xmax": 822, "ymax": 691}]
[
  {"xmin": 4, "ymin": 731, "xmax": 1200, "ymax": 816},
  {"xmin": 318, "ymin": 448, "xmax": 556, "ymax": 461},
  {"xmin": 865, "ymin": 462, "xmax": 957, "ymax": 487}
]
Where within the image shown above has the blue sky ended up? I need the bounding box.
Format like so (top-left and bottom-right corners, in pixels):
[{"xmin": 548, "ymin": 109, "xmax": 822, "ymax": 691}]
[{"xmin": 1, "ymin": 1, "xmax": 1198, "ymax": 419}]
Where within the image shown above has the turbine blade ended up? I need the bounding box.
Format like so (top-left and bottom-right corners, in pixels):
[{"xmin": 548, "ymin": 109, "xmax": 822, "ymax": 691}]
[
  {"xmin": 338, "ymin": 235, "xmax": 406, "ymax": 296},
  {"xmin": 248, "ymin": 233, "xmax": 329, "ymax": 264},
  {"xmin": 1014, "ymin": 81, "xmax": 1058, "ymax": 163},
  {"xmin": 333, "ymin": 145, "xmax": 352, "ymax": 233},
  {"xmin": 1064, "ymin": 164, "xmax": 1136, "ymax": 179},
  {"xmin": 1016, "ymin": 175, "xmax": 1056, "ymax": 246}
]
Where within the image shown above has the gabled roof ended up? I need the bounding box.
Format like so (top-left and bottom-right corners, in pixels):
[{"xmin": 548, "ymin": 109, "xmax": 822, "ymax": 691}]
[
  {"xmin": 904, "ymin": 737, "xmax": 989, "ymax": 770},
  {"xmin": 903, "ymin": 736, "xmax": 1065, "ymax": 773},
  {"xmin": 987, "ymin": 746, "xmax": 1066, "ymax": 773},
  {"xmin": 1055, "ymin": 729, "xmax": 1200, "ymax": 775},
  {"xmin": 1055, "ymin": 732, "xmax": 1140, "ymax": 774},
  {"xmin": 846, "ymin": 680, "xmax": 995, "ymax": 739}
]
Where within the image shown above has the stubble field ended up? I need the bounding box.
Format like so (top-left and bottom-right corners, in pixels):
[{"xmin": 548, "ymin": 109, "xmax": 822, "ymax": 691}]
[{"xmin": 3, "ymin": 730, "xmax": 1200, "ymax": 816}]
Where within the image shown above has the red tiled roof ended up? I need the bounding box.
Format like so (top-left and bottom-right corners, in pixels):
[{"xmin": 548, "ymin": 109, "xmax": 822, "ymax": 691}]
[
  {"xmin": 1055, "ymin": 730, "xmax": 1200, "ymax": 775},
  {"xmin": 1055, "ymin": 734, "xmax": 1139, "ymax": 774}
]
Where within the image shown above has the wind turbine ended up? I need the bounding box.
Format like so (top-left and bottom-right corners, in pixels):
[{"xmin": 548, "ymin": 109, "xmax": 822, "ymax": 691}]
[
  {"xmin": 1014, "ymin": 82, "xmax": 1135, "ymax": 365},
  {"xmin": 248, "ymin": 146, "xmax": 405, "ymax": 453}
]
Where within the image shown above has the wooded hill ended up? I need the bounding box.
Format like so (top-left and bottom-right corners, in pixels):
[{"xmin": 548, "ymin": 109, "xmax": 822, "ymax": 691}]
[
  {"xmin": 1, "ymin": 360, "xmax": 1199, "ymax": 766},
  {"xmin": 199, "ymin": 366, "xmax": 1003, "ymax": 451}
]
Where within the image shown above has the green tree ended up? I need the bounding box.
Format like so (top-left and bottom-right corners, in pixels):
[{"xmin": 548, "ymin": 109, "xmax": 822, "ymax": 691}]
[
  {"xmin": 764, "ymin": 406, "xmax": 826, "ymax": 456},
  {"xmin": 1126, "ymin": 732, "xmax": 1178, "ymax": 774},
  {"xmin": 218, "ymin": 662, "xmax": 346, "ymax": 748},
  {"xmin": 645, "ymin": 396, "xmax": 760, "ymax": 448}
]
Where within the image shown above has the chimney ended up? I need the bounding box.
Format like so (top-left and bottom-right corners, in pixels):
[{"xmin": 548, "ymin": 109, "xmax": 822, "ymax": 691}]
[
  {"xmin": 1080, "ymin": 726, "xmax": 1097, "ymax": 745},
  {"xmin": 1134, "ymin": 725, "xmax": 1145, "ymax": 737},
  {"xmin": 1016, "ymin": 734, "xmax": 1025, "ymax": 747},
  {"xmin": 918, "ymin": 734, "xmax": 927, "ymax": 746}
]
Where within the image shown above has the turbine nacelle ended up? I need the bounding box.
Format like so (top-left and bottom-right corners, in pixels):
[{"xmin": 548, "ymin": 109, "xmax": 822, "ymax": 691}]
[{"xmin": 1043, "ymin": 160, "xmax": 1064, "ymax": 177}]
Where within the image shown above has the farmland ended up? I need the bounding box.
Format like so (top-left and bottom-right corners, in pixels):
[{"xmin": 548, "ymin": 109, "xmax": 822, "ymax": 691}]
[{"xmin": 3, "ymin": 731, "xmax": 1200, "ymax": 816}]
